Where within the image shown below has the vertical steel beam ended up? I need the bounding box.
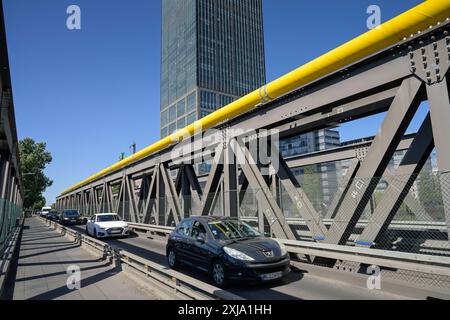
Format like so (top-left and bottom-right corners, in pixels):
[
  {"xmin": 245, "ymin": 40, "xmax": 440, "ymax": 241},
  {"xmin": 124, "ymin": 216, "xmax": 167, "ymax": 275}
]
[
  {"xmin": 325, "ymin": 77, "xmax": 424, "ymax": 245},
  {"xmin": 155, "ymin": 165, "xmax": 165, "ymax": 225},
  {"xmin": 224, "ymin": 143, "xmax": 239, "ymax": 218},
  {"xmin": 427, "ymin": 77, "xmax": 450, "ymax": 233}
]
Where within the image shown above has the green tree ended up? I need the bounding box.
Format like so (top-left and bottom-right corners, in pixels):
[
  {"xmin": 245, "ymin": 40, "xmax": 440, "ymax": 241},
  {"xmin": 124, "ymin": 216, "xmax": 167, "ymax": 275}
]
[
  {"xmin": 301, "ymin": 165, "xmax": 323, "ymax": 212},
  {"xmin": 417, "ymin": 170, "xmax": 443, "ymax": 221},
  {"xmin": 19, "ymin": 138, "xmax": 53, "ymax": 209}
]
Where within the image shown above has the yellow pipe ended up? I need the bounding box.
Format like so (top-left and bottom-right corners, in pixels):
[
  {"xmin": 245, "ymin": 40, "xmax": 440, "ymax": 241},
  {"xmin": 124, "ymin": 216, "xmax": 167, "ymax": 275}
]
[{"xmin": 60, "ymin": 0, "xmax": 450, "ymax": 196}]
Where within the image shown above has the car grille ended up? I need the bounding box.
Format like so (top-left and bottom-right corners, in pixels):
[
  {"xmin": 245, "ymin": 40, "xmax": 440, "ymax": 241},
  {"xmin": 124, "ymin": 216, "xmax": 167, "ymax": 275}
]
[
  {"xmin": 253, "ymin": 265, "xmax": 288, "ymax": 275},
  {"xmin": 107, "ymin": 228, "xmax": 123, "ymax": 234}
]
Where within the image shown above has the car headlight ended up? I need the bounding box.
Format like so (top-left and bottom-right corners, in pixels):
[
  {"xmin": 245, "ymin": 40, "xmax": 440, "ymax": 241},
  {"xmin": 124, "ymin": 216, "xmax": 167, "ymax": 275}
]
[
  {"xmin": 279, "ymin": 243, "xmax": 288, "ymax": 256},
  {"xmin": 223, "ymin": 247, "xmax": 255, "ymax": 261}
]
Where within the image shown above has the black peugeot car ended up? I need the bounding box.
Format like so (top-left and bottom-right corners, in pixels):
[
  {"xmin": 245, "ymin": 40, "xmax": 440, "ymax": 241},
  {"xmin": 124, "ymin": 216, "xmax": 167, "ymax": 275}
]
[{"xmin": 166, "ymin": 216, "xmax": 290, "ymax": 287}]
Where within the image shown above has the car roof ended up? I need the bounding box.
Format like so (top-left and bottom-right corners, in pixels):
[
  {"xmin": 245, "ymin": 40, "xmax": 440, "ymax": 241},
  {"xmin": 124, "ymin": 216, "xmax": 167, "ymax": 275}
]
[
  {"xmin": 188, "ymin": 216, "xmax": 238, "ymax": 222},
  {"xmin": 95, "ymin": 213, "xmax": 118, "ymax": 216}
]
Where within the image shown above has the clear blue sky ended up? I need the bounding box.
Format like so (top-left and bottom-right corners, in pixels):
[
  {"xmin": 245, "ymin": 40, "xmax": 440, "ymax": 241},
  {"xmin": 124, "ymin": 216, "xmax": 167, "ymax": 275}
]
[{"xmin": 3, "ymin": 0, "xmax": 426, "ymax": 205}]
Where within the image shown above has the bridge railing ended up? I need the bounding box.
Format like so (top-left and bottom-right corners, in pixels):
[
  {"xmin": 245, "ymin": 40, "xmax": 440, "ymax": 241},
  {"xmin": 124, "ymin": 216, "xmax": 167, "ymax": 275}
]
[
  {"xmin": 126, "ymin": 219, "xmax": 450, "ymax": 292},
  {"xmin": 0, "ymin": 199, "xmax": 22, "ymax": 256}
]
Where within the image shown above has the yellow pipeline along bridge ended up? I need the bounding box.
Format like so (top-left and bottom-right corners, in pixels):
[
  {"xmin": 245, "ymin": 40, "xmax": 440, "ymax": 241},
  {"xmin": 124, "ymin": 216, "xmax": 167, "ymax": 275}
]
[{"xmin": 61, "ymin": 0, "xmax": 450, "ymax": 196}]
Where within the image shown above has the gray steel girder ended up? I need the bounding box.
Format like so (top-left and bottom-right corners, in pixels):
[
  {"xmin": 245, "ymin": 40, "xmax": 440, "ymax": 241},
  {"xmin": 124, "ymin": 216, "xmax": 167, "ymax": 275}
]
[
  {"xmin": 231, "ymin": 138, "xmax": 296, "ymax": 240},
  {"xmin": 356, "ymin": 113, "xmax": 435, "ymax": 247},
  {"xmin": 325, "ymin": 77, "xmax": 425, "ymax": 245}
]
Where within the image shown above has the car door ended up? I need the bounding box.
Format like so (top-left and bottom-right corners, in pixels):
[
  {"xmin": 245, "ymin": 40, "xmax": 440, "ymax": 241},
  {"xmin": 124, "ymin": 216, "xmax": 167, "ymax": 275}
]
[
  {"xmin": 87, "ymin": 216, "xmax": 95, "ymax": 235},
  {"xmin": 190, "ymin": 220, "xmax": 210, "ymax": 271},
  {"xmin": 172, "ymin": 219, "xmax": 194, "ymax": 263}
]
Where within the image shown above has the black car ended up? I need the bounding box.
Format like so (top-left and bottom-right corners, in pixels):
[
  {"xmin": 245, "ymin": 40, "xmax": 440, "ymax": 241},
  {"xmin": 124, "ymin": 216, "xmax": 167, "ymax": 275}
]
[
  {"xmin": 59, "ymin": 209, "xmax": 82, "ymax": 225},
  {"xmin": 166, "ymin": 217, "xmax": 290, "ymax": 287},
  {"xmin": 47, "ymin": 211, "xmax": 59, "ymax": 221}
]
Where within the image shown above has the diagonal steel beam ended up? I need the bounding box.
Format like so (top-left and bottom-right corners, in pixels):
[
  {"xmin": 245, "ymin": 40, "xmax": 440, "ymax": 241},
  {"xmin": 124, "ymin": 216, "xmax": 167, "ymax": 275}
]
[
  {"xmin": 324, "ymin": 159, "xmax": 360, "ymax": 219},
  {"xmin": 201, "ymin": 149, "xmax": 224, "ymax": 216},
  {"xmin": 277, "ymin": 153, "xmax": 328, "ymax": 240},
  {"xmin": 384, "ymin": 168, "xmax": 433, "ymax": 221},
  {"xmin": 325, "ymin": 77, "xmax": 425, "ymax": 245},
  {"xmin": 142, "ymin": 169, "xmax": 157, "ymax": 224},
  {"xmin": 231, "ymin": 138, "xmax": 296, "ymax": 240},
  {"xmin": 356, "ymin": 113, "xmax": 435, "ymax": 247},
  {"xmin": 159, "ymin": 163, "xmax": 181, "ymax": 225}
]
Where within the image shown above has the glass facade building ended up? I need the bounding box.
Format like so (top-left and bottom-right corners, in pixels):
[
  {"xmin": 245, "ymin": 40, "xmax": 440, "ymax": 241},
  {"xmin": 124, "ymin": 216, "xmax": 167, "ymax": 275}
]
[{"xmin": 160, "ymin": 0, "xmax": 266, "ymax": 138}]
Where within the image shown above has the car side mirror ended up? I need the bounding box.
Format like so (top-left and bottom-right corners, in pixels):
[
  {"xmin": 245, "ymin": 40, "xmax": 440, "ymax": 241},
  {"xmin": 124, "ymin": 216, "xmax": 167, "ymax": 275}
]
[
  {"xmin": 264, "ymin": 232, "xmax": 271, "ymax": 237},
  {"xmin": 196, "ymin": 234, "xmax": 206, "ymax": 244}
]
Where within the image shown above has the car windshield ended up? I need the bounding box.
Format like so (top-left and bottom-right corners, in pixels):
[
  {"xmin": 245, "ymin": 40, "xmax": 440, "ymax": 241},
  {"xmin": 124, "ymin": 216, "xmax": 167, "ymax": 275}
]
[
  {"xmin": 207, "ymin": 220, "xmax": 261, "ymax": 240},
  {"xmin": 64, "ymin": 210, "xmax": 79, "ymax": 217},
  {"xmin": 97, "ymin": 215, "xmax": 120, "ymax": 222}
]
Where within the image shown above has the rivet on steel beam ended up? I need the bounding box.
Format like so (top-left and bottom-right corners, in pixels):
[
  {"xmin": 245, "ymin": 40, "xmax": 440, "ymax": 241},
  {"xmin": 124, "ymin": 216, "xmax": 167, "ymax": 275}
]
[
  {"xmin": 433, "ymin": 42, "xmax": 438, "ymax": 50},
  {"xmin": 427, "ymin": 78, "xmax": 432, "ymax": 84},
  {"xmin": 435, "ymin": 67, "xmax": 440, "ymax": 74},
  {"xmin": 436, "ymin": 57, "xmax": 440, "ymax": 64},
  {"xmin": 426, "ymin": 70, "xmax": 431, "ymax": 77}
]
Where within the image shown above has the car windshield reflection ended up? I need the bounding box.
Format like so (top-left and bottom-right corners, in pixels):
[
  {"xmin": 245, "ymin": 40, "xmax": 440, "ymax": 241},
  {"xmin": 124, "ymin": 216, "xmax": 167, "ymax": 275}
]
[
  {"xmin": 207, "ymin": 220, "xmax": 261, "ymax": 240},
  {"xmin": 97, "ymin": 215, "xmax": 120, "ymax": 222}
]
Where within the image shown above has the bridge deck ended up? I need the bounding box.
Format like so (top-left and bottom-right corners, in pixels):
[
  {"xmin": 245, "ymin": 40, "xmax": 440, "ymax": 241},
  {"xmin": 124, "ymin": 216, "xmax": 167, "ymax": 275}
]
[{"xmin": 5, "ymin": 217, "xmax": 164, "ymax": 300}]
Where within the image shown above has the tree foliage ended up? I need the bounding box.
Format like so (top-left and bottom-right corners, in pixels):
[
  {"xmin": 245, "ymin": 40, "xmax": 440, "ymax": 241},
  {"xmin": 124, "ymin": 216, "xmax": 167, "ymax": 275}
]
[{"xmin": 19, "ymin": 138, "xmax": 53, "ymax": 209}]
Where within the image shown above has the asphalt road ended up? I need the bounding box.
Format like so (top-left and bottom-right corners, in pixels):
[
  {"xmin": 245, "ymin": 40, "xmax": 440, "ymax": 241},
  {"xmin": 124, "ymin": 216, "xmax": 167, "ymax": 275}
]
[{"xmin": 68, "ymin": 224, "xmax": 409, "ymax": 300}]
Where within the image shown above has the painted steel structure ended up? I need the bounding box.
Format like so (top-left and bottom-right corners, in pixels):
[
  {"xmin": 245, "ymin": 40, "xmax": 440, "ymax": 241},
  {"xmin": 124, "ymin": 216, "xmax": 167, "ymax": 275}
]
[
  {"xmin": 60, "ymin": 0, "xmax": 450, "ymax": 196},
  {"xmin": 0, "ymin": 1, "xmax": 23, "ymax": 248},
  {"xmin": 57, "ymin": 1, "xmax": 450, "ymax": 272}
]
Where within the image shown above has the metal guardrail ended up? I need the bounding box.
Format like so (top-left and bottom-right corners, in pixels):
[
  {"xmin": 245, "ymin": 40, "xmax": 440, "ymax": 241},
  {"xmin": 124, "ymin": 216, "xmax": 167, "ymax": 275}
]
[
  {"xmin": 128, "ymin": 219, "xmax": 448, "ymax": 236},
  {"xmin": 127, "ymin": 222, "xmax": 450, "ymax": 279},
  {"xmin": 0, "ymin": 219, "xmax": 23, "ymax": 298},
  {"xmin": 38, "ymin": 217, "xmax": 243, "ymax": 300},
  {"xmin": 277, "ymin": 239, "xmax": 450, "ymax": 278}
]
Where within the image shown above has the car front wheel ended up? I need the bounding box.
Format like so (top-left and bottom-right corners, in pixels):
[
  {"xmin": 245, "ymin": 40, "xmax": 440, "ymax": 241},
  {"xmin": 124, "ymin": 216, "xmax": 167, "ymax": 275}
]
[{"xmin": 211, "ymin": 261, "xmax": 228, "ymax": 288}]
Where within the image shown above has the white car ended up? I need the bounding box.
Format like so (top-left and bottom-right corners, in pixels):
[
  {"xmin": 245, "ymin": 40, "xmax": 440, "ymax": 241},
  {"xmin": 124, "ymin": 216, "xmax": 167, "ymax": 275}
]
[{"xmin": 86, "ymin": 213, "xmax": 130, "ymax": 239}]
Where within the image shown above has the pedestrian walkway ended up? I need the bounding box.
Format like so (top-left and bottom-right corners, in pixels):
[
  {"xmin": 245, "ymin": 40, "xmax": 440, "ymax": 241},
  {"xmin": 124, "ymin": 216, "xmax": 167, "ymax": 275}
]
[{"xmin": 6, "ymin": 217, "xmax": 164, "ymax": 300}]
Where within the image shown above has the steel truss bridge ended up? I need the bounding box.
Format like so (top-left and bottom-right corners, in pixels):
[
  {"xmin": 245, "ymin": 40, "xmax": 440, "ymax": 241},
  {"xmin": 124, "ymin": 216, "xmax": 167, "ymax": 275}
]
[
  {"xmin": 58, "ymin": 2, "xmax": 450, "ymax": 245},
  {"xmin": 3, "ymin": 0, "xmax": 450, "ymax": 299}
]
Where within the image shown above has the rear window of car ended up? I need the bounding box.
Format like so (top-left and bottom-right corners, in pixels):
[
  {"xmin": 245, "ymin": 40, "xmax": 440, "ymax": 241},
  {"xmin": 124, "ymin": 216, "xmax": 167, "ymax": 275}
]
[
  {"xmin": 64, "ymin": 210, "xmax": 80, "ymax": 217},
  {"xmin": 97, "ymin": 215, "xmax": 120, "ymax": 222}
]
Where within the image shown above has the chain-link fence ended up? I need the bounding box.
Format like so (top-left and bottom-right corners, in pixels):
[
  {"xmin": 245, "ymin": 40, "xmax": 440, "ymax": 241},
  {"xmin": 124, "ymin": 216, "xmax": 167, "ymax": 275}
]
[
  {"xmin": 67, "ymin": 169, "xmax": 450, "ymax": 258},
  {"xmin": 0, "ymin": 198, "xmax": 22, "ymax": 254}
]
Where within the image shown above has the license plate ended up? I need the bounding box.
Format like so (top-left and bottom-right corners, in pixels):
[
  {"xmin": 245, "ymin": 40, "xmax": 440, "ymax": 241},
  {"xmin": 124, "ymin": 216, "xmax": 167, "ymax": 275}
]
[
  {"xmin": 110, "ymin": 229, "xmax": 121, "ymax": 234},
  {"xmin": 70, "ymin": 220, "xmax": 76, "ymax": 223},
  {"xmin": 261, "ymin": 271, "xmax": 283, "ymax": 281}
]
